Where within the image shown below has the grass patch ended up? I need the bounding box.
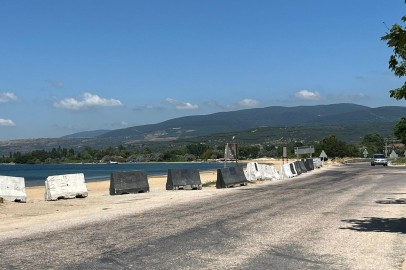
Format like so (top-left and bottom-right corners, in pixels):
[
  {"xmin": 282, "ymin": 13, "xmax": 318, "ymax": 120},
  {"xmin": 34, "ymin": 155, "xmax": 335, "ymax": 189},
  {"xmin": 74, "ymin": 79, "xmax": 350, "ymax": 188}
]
[
  {"xmin": 202, "ymin": 181, "xmax": 216, "ymax": 187},
  {"xmin": 391, "ymin": 158, "xmax": 406, "ymax": 165}
]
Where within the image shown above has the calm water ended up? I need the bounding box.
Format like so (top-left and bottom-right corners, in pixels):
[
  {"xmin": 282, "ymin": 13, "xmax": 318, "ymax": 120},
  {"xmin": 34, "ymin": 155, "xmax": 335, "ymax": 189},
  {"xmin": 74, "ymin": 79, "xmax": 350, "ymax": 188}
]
[{"xmin": 0, "ymin": 163, "xmax": 238, "ymax": 187}]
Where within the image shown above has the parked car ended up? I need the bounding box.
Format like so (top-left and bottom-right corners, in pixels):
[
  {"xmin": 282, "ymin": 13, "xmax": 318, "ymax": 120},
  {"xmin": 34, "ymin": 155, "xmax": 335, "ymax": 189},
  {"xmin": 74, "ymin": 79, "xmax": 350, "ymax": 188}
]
[{"xmin": 371, "ymin": 154, "xmax": 388, "ymax": 166}]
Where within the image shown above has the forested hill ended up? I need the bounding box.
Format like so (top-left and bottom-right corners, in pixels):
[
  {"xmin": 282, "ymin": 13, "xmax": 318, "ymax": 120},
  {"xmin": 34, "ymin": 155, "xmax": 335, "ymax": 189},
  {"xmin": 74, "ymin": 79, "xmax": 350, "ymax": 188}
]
[
  {"xmin": 95, "ymin": 103, "xmax": 370, "ymax": 141},
  {"xmin": 93, "ymin": 103, "xmax": 405, "ymax": 141},
  {"xmin": 61, "ymin": 129, "xmax": 111, "ymax": 138},
  {"xmin": 1, "ymin": 103, "xmax": 405, "ymax": 155}
]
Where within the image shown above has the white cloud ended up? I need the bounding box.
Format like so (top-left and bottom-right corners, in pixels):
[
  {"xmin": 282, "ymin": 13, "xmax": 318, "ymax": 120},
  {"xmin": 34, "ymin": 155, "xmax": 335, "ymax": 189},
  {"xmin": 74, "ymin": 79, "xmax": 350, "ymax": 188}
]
[
  {"xmin": 53, "ymin": 92, "xmax": 124, "ymax": 110},
  {"xmin": 0, "ymin": 92, "xmax": 20, "ymax": 103},
  {"xmin": 294, "ymin": 90, "xmax": 325, "ymax": 100},
  {"xmin": 0, "ymin": 118, "xmax": 15, "ymax": 126},
  {"xmin": 119, "ymin": 121, "xmax": 128, "ymax": 126},
  {"xmin": 225, "ymin": 98, "xmax": 260, "ymax": 110},
  {"xmin": 237, "ymin": 99, "xmax": 260, "ymax": 107},
  {"xmin": 163, "ymin": 98, "xmax": 198, "ymax": 110}
]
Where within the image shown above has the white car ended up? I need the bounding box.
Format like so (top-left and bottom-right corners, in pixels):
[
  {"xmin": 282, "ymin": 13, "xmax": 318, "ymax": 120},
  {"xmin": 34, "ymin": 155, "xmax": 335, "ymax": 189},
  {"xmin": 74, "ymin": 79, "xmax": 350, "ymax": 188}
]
[{"xmin": 371, "ymin": 154, "xmax": 388, "ymax": 166}]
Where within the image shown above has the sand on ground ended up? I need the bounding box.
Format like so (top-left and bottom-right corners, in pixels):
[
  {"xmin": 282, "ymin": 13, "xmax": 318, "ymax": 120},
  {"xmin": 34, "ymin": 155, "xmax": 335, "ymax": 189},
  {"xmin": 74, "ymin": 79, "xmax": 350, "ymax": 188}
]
[{"xmin": 0, "ymin": 159, "xmax": 287, "ymax": 233}]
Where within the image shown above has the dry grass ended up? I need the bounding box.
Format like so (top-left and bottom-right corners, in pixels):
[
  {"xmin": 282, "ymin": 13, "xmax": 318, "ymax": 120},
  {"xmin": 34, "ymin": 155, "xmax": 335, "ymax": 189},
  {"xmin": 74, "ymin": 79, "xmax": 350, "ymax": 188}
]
[{"xmin": 202, "ymin": 181, "xmax": 216, "ymax": 187}]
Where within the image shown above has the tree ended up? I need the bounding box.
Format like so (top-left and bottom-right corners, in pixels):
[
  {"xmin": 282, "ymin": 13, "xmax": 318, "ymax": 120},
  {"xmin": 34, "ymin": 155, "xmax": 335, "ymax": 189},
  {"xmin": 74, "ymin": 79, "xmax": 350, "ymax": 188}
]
[
  {"xmin": 200, "ymin": 149, "xmax": 214, "ymax": 160},
  {"xmin": 186, "ymin": 144, "xmax": 209, "ymax": 157},
  {"xmin": 360, "ymin": 134, "xmax": 384, "ymax": 157},
  {"xmin": 315, "ymin": 135, "xmax": 348, "ymax": 158},
  {"xmin": 394, "ymin": 117, "xmax": 406, "ymax": 143},
  {"xmin": 381, "ymin": 5, "xmax": 406, "ymax": 100}
]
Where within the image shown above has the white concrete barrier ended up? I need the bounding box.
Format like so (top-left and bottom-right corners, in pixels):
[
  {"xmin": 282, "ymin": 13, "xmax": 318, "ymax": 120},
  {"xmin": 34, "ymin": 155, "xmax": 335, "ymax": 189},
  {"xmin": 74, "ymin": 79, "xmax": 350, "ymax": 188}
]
[
  {"xmin": 258, "ymin": 164, "xmax": 281, "ymax": 180},
  {"xmin": 45, "ymin": 173, "xmax": 88, "ymax": 201},
  {"xmin": 270, "ymin": 166, "xmax": 281, "ymax": 180},
  {"xmin": 313, "ymin": 158, "xmax": 322, "ymax": 168},
  {"xmin": 245, "ymin": 162, "xmax": 262, "ymax": 181},
  {"xmin": 289, "ymin": 163, "xmax": 298, "ymax": 177},
  {"xmin": 0, "ymin": 176, "xmax": 27, "ymax": 202},
  {"xmin": 279, "ymin": 164, "xmax": 294, "ymax": 179}
]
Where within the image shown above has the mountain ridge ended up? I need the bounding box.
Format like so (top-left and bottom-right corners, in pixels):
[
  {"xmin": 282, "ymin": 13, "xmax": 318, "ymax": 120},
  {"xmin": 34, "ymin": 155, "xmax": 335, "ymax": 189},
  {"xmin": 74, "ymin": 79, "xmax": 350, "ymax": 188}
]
[{"xmin": 1, "ymin": 103, "xmax": 404, "ymax": 155}]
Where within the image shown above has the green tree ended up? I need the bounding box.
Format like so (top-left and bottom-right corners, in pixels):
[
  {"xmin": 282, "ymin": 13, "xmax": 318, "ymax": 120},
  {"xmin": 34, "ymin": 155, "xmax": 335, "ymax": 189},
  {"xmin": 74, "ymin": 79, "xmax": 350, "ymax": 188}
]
[
  {"xmin": 200, "ymin": 149, "xmax": 214, "ymax": 160},
  {"xmin": 381, "ymin": 5, "xmax": 406, "ymax": 100},
  {"xmin": 315, "ymin": 135, "xmax": 348, "ymax": 158},
  {"xmin": 394, "ymin": 117, "xmax": 406, "ymax": 143},
  {"xmin": 186, "ymin": 144, "xmax": 209, "ymax": 157},
  {"xmin": 142, "ymin": 147, "xmax": 153, "ymax": 154},
  {"xmin": 360, "ymin": 134, "xmax": 384, "ymax": 157}
]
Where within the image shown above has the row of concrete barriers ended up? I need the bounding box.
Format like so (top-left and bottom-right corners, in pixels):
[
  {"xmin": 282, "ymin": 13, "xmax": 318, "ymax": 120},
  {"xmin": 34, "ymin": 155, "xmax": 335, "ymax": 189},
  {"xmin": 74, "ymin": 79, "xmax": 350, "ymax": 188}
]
[
  {"xmin": 0, "ymin": 159, "xmax": 323, "ymax": 203},
  {"xmin": 245, "ymin": 158, "xmax": 323, "ymax": 181},
  {"xmin": 279, "ymin": 158, "xmax": 323, "ymax": 179},
  {"xmin": 0, "ymin": 166, "xmax": 249, "ymax": 202}
]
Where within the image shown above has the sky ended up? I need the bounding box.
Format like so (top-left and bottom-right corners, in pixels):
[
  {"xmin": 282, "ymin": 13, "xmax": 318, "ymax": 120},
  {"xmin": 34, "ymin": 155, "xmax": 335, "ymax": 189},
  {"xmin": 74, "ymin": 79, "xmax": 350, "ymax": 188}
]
[{"xmin": 0, "ymin": 0, "xmax": 406, "ymax": 141}]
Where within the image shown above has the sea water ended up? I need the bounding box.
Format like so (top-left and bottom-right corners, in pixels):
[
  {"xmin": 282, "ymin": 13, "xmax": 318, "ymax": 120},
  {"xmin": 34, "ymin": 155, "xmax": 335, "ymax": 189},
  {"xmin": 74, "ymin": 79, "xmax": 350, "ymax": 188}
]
[{"xmin": 0, "ymin": 163, "xmax": 239, "ymax": 187}]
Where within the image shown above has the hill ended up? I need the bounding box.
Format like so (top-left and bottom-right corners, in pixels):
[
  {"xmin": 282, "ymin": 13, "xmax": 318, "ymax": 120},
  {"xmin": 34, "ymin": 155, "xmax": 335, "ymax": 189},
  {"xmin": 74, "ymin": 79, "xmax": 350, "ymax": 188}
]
[
  {"xmin": 0, "ymin": 103, "xmax": 404, "ymax": 155},
  {"xmin": 0, "ymin": 121, "xmax": 397, "ymax": 155},
  {"xmin": 98, "ymin": 103, "xmax": 369, "ymax": 141},
  {"xmin": 61, "ymin": 129, "xmax": 111, "ymax": 138},
  {"xmin": 136, "ymin": 121, "xmax": 398, "ymax": 152}
]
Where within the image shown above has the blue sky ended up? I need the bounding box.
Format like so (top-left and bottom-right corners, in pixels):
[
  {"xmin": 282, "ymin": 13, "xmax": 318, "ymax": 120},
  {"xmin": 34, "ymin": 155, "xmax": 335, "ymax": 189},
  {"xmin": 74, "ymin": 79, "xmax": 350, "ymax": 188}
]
[{"xmin": 0, "ymin": 0, "xmax": 405, "ymax": 141}]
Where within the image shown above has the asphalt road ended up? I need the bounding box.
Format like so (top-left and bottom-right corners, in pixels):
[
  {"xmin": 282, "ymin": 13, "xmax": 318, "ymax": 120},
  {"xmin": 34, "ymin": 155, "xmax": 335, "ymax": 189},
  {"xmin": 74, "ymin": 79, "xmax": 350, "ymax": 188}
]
[{"xmin": 1, "ymin": 163, "xmax": 406, "ymax": 270}]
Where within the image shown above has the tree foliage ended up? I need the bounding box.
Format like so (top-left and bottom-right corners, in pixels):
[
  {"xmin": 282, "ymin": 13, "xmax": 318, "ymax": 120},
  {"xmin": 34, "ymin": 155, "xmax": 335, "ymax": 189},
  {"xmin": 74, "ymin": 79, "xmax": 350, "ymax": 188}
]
[
  {"xmin": 394, "ymin": 117, "xmax": 406, "ymax": 143},
  {"xmin": 315, "ymin": 135, "xmax": 360, "ymax": 158},
  {"xmin": 360, "ymin": 134, "xmax": 385, "ymax": 157},
  {"xmin": 381, "ymin": 3, "xmax": 406, "ymax": 100}
]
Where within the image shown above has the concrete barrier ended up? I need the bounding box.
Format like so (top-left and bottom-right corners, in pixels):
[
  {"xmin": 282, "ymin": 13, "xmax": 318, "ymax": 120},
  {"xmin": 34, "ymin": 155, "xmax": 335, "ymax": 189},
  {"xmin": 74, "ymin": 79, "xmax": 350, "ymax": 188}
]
[
  {"xmin": 299, "ymin": 161, "xmax": 308, "ymax": 173},
  {"xmin": 270, "ymin": 166, "xmax": 281, "ymax": 180},
  {"xmin": 279, "ymin": 164, "xmax": 294, "ymax": 179},
  {"xmin": 110, "ymin": 171, "xmax": 149, "ymax": 195},
  {"xmin": 258, "ymin": 164, "xmax": 280, "ymax": 180},
  {"xmin": 313, "ymin": 158, "xmax": 322, "ymax": 168},
  {"xmin": 301, "ymin": 159, "xmax": 312, "ymax": 171},
  {"xmin": 0, "ymin": 176, "xmax": 27, "ymax": 203},
  {"xmin": 245, "ymin": 162, "xmax": 262, "ymax": 181},
  {"xmin": 294, "ymin": 161, "xmax": 302, "ymax": 175},
  {"xmin": 45, "ymin": 173, "xmax": 88, "ymax": 201},
  {"xmin": 289, "ymin": 163, "xmax": 298, "ymax": 176},
  {"xmin": 216, "ymin": 166, "xmax": 248, "ymax": 188},
  {"xmin": 166, "ymin": 169, "xmax": 202, "ymax": 190},
  {"xmin": 306, "ymin": 158, "xmax": 315, "ymax": 170}
]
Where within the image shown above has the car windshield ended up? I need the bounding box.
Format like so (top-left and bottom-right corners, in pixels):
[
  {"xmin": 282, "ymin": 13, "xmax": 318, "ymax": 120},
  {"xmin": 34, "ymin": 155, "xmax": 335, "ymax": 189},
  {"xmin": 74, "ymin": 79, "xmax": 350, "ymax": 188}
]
[{"xmin": 373, "ymin": 154, "xmax": 386, "ymax": 158}]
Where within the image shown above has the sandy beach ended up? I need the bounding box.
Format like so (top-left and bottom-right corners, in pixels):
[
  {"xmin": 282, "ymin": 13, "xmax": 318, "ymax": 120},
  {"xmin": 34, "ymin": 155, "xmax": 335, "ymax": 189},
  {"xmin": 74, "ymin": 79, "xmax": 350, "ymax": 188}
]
[{"xmin": 0, "ymin": 159, "xmax": 286, "ymax": 234}]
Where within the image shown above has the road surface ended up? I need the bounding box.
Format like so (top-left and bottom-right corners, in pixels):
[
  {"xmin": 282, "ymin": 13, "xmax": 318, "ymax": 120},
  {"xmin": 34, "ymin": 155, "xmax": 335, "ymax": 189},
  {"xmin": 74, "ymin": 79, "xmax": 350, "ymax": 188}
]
[{"xmin": 1, "ymin": 163, "xmax": 406, "ymax": 269}]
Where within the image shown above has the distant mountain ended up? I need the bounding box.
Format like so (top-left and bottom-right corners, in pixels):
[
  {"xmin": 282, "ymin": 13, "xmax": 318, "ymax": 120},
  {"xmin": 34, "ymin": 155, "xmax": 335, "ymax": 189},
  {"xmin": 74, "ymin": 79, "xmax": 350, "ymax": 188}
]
[
  {"xmin": 306, "ymin": 106, "xmax": 406, "ymax": 125},
  {"xmin": 0, "ymin": 103, "xmax": 404, "ymax": 155},
  {"xmin": 61, "ymin": 129, "xmax": 111, "ymax": 138},
  {"xmin": 99, "ymin": 103, "xmax": 369, "ymax": 141}
]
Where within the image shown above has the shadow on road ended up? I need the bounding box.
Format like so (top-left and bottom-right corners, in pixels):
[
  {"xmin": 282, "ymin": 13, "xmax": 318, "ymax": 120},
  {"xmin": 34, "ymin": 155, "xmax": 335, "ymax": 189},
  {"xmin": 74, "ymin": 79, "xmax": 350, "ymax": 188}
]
[
  {"xmin": 341, "ymin": 217, "xmax": 406, "ymax": 234},
  {"xmin": 375, "ymin": 198, "xmax": 406, "ymax": 204}
]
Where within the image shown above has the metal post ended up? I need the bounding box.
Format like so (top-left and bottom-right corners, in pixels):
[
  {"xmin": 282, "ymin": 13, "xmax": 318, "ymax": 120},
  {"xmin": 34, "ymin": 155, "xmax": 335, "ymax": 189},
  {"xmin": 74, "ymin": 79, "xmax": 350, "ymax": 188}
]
[{"xmin": 224, "ymin": 143, "xmax": 228, "ymax": 168}]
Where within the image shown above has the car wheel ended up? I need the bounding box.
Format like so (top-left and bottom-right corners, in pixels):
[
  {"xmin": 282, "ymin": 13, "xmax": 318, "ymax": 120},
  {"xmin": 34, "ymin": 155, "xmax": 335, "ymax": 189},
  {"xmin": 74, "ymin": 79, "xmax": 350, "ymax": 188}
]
[{"xmin": 371, "ymin": 163, "xmax": 375, "ymax": 166}]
